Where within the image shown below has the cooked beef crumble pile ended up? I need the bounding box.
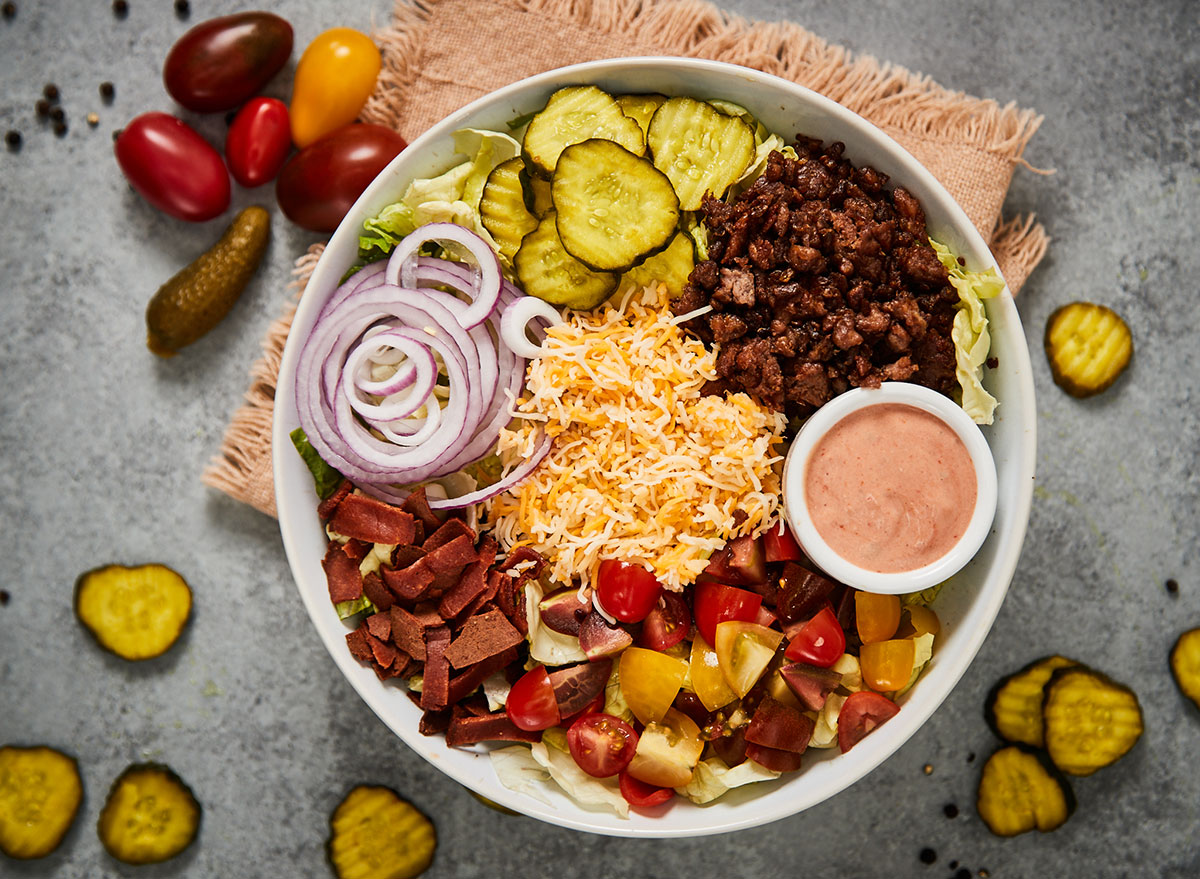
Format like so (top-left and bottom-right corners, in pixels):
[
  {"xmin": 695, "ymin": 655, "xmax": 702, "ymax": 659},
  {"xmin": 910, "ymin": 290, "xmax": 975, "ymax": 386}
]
[{"xmin": 673, "ymin": 139, "xmax": 960, "ymax": 421}]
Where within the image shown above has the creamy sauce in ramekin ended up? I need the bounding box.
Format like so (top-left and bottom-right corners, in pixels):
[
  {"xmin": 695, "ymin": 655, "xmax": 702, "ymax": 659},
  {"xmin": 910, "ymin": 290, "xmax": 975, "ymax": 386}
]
[{"xmin": 804, "ymin": 403, "xmax": 977, "ymax": 573}]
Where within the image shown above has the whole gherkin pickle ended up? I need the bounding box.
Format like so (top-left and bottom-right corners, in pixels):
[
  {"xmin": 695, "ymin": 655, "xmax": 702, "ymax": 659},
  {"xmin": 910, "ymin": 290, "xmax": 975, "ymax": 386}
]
[{"xmin": 145, "ymin": 205, "xmax": 270, "ymax": 356}]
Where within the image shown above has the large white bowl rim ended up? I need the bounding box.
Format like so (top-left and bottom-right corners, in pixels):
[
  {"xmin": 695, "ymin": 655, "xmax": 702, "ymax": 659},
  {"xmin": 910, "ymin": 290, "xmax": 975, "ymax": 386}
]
[{"xmin": 272, "ymin": 56, "xmax": 1036, "ymax": 838}]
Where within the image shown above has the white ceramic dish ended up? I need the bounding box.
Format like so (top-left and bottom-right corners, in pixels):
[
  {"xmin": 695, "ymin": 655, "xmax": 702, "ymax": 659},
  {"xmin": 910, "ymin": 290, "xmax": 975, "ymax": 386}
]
[
  {"xmin": 782, "ymin": 382, "xmax": 999, "ymax": 594},
  {"xmin": 273, "ymin": 57, "xmax": 1036, "ymax": 838}
]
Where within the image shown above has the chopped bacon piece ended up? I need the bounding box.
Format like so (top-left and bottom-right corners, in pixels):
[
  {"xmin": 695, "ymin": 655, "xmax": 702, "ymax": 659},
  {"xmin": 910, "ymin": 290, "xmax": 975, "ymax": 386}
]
[
  {"xmin": 389, "ymin": 606, "xmax": 430, "ymax": 661},
  {"xmin": 445, "ymin": 712, "xmax": 542, "ymax": 746},
  {"xmin": 329, "ymin": 493, "xmax": 417, "ymax": 545},
  {"xmin": 418, "ymin": 708, "xmax": 451, "ymax": 735},
  {"xmin": 365, "ymin": 631, "xmax": 398, "ymax": 669},
  {"xmin": 444, "ymin": 608, "xmax": 524, "ymax": 670},
  {"xmin": 495, "ymin": 573, "xmax": 529, "ymax": 636},
  {"xmin": 438, "ymin": 538, "xmax": 496, "ymax": 620},
  {"xmin": 322, "ymin": 542, "xmax": 364, "ymax": 603},
  {"xmin": 501, "ymin": 546, "xmax": 547, "ymax": 578},
  {"xmin": 342, "ymin": 538, "xmax": 371, "ymax": 564},
  {"xmin": 381, "ymin": 559, "xmax": 436, "ymax": 600},
  {"xmin": 345, "ymin": 624, "xmax": 373, "ymax": 663},
  {"xmin": 400, "ymin": 486, "xmax": 442, "ymax": 534},
  {"xmin": 361, "ymin": 571, "xmax": 394, "ymax": 612},
  {"xmin": 316, "ymin": 479, "xmax": 353, "ymax": 520},
  {"xmin": 446, "ymin": 647, "xmax": 519, "ymax": 705},
  {"xmin": 366, "ymin": 611, "xmax": 391, "ymax": 642},
  {"xmin": 373, "ymin": 650, "xmax": 411, "ymax": 681},
  {"xmin": 419, "ymin": 626, "xmax": 452, "ymax": 712},
  {"xmin": 423, "ymin": 518, "xmax": 477, "ymax": 553}
]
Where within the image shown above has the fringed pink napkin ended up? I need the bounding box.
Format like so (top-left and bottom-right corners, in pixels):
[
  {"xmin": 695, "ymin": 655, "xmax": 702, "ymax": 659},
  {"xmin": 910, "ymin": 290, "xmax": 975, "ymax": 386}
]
[{"xmin": 203, "ymin": 0, "xmax": 1050, "ymax": 517}]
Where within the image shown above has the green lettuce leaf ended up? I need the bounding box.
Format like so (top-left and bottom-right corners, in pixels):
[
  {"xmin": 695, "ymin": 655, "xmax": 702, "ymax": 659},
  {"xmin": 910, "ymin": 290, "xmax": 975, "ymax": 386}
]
[
  {"xmin": 676, "ymin": 756, "xmax": 780, "ymax": 804},
  {"xmin": 530, "ymin": 738, "xmax": 630, "ymax": 817},
  {"xmin": 289, "ymin": 427, "xmax": 342, "ymax": 499}
]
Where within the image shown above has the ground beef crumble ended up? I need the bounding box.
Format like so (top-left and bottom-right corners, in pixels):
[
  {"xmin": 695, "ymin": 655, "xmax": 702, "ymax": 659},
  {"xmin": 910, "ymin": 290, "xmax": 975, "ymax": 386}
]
[{"xmin": 673, "ymin": 140, "xmax": 960, "ymax": 421}]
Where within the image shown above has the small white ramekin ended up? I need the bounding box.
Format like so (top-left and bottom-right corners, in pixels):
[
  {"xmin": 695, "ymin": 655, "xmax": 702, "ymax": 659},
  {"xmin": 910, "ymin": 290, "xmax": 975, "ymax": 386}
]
[{"xmin": 782, "ymin": 382, "xmax": 998, "ymax": 594}]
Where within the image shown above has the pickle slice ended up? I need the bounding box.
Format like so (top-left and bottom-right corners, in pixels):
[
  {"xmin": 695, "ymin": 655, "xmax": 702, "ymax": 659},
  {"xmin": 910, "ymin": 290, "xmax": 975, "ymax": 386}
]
[
  {"xmin": 1170, "ymin": 627, "xmax": 1200, "ymax": 709},
  {"xmin": 1042, "ymin": 667, "xmax": 1144, "ymax": 776},
  {"xmin": 513, "ymin": 210, "xmax": 617, "ymax": 310},
  {"xmin": 520, "ymin": 165, "xmax": 554, "ymax": 219},
  {"xmin": 480, "ymin": 157, "xmax": 538, "ymax": 262},
  {"xmin": 617, "ymin": 230, "xmax": 696, "ymax": 300},
  {"xmin": 328, "ymin": 785, "xmax": 437, "ymax": 879},
  {"xmin": 552, "ymin": 139, "xmax": 679, "ymax": 272},
  {"xmin": 647, "ymin": 97, "xmax": 755, "ymax": 211},
  {"xmin": 97, "ymin": 763, "xmax": 201, "ymax": 864},
  {"xmin": 0, "ymin": 745, "xmax": 84, "ymax": 860},
  {"xmin": 616, "ymin": 93, "xmax": 667, "ymax": 138},
  {"xmin": 984, "ymin": 655, "xmax": 1078, "ymax": 748},
  {"xmin": 521, "ymin": 85, "xmax": 645, "ymax": 178},
  {"xmin": 976, "ymin": 744, "xmax": 1075, "ymax": 837},
  {"xmin": 75, "ymin": 563, "xmax": 192, "ymax": 661},
  {"xmin": 1044, "ymin": 301, "xmax": 1133, "ymax": 397}
]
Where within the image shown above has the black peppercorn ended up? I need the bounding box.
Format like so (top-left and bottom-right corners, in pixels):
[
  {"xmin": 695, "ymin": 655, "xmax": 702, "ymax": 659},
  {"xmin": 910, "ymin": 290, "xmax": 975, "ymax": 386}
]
[
  {"xmin": 49, "ymin": 105, "xmax": 65, "ymax": 123},
  {"xmin": 1167, "ymin": 578, "xmax": 1180, "ymax": 595},
  {"xmin": 919, "ymin": 848, "xmax": 937, "ymax": 865},
  {"xmin": 0, "ymin": 588, "xmax": 10, "ymax": 605},
  {"xmin": 53, "ymin": 120, "xmax": 67, "ymax": 137},
  {"xmin": 112, "ymin": 0, "xmax": 128, "ymax": 18},
  {"xmin": 4, "ymin": 130, "xmax": 21, "ymax": 150},
  {"xmin": 43, "ymin": 83, "xmax": 59, "ymax": 101},
  {"xmin": 1, "ymin": 2, "xmax": 15, "ymax": 21},
  {"xmin": 943, "ymin": 802, "xmax": 959, "ymax": 819},
  {"xmin": 112, "ymin": 129, "xmax": 122, "ymax": 142},
  {"xmin": 99, "ymin": 81, "xmax": 115, "ymax": 103},
  {"xmin": 174, "ymin": 0, "xmax": 189, "ymax": 17},
  {"xmin": 35, "ymin": 98, "xmax": 51, "ymax": 118}
]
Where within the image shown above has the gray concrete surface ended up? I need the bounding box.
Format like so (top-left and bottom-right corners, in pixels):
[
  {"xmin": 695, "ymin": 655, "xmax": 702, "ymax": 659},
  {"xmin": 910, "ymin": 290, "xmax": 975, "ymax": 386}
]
[{"xmin": 1, "ymin": 0, "xmax": 1197, "ymax": 876}]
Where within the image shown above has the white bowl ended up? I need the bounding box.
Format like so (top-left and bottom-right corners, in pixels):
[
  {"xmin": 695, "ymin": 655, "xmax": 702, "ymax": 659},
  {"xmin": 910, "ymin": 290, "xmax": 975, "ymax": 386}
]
[
  {"xmin": 782, "ymin": 382, "xmax": 999, "ymax": 595},
  {"xmin": 273, "ymin": 57, "xmax": 1036, "ymax": 838}
]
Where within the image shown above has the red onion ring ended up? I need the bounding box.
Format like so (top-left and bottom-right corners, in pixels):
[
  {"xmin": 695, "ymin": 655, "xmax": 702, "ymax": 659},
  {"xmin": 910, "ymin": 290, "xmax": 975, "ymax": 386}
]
[{"xmin": 384, "ymin": 222, "xmax": 502, "ymax": 329}]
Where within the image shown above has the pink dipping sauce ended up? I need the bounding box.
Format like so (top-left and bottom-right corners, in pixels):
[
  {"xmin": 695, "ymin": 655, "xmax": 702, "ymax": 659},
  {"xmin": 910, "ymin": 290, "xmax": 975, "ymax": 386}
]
[{"xmin": 804, "ymin": 403, "xmax": 977, "ymax": 573}]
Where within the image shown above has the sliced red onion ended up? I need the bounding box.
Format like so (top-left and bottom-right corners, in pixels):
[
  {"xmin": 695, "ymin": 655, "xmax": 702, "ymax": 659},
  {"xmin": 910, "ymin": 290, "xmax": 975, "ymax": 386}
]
[
  {"xmin": 501, "ymin": 296, "xmax": 564, "ymax": 359},
  {"xmin": 342, "ymin": 331, "xmax": 438, "ymax": 422},
  {"xmin": 425, "ymin": 430, "xmax": 553, "ymax": 509},
  {"xmin": 384, "ymin": 223, "xmax": 502, "ymax": 329}
]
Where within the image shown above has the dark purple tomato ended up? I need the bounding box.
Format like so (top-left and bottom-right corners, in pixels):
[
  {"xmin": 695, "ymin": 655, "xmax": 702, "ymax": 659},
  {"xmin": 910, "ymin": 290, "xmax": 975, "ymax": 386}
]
[
  {"xmin": 115, "ymin": 112, "xmax": 230, "ymax": 222},
  {"xmin": 275, "ymin": 123, "xmax": 408, "ymax": 232},
  {"xmin": 225, "ymin": 97, "xmax": 291, "ymax": 187},
  {"xmin": 163, "ymin": 11, "xmax": 293, "ymax": 113}
]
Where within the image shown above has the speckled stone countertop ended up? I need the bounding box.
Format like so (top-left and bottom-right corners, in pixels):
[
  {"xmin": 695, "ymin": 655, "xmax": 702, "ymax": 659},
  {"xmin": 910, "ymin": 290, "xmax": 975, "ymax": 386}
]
[{"xmin": 2, "ymin": 1, "xmax": 1197, "ymax": 876}]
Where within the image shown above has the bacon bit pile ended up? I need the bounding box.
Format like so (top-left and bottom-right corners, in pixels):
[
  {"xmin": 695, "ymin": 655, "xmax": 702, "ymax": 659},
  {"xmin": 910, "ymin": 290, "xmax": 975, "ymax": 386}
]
[{"xmin": 487, "ymin": 284, "xmax": 788, "ymax": 592}]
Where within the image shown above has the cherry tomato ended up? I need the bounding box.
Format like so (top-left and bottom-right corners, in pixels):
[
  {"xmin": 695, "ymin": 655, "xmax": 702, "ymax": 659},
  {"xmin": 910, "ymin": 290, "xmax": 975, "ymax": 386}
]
[
  {"xmin": 855, "ymin": 591, "xmax": 901, "ymax": 644},
  {"xmin": 763, "ymin": 520, "xmax": 803, "ymax": 563},
  {"xmin": 596, "ymin": 559, "xmax": 663, "ymax": 623},
  {"xmin": 567, "ymin": 713, "xmax": 639, "ymax": 778},
  {"xmin": 783, "ymin": 606, "xmax": 845, "ymax": 667},
  {"xmin": 618, "ymin": 770, "xmax": 674, "ymax": 807},
  {"xmin": 692, "ymin": 581, "xmax": 762, "ymax": 647},
  {"xmin": 115, "ymin": 113, "xmax": 230, "ymax": 222},
  {"xmin": 905, "ymin": 604, "xmax": 941, "ymax": 637},
  {"xmin": 714, "ymin": 620, "xmax": 784, "ymax": 698},
  {"xmin": 163, "ymin": 12, "xmax": 293, "ymax": 113},
  {"xmin": 225, "ymin": 97, "xmax": 291, "ymax": 188},
  {"xmin": 618, "ymin": 647, "xmax": 687, "ymax": 726},
  {"xmin": 275, "ymin": 123, "xmax": 408, "ymax": 232},
  {"xmin": 290, "ymin": 28, "xmax": 381, "ymax": 148},
  {"xmin": 639, "ymin": 591, "xmax": 690, "ymax": 650},
  {"xmin": 505, "ymin": 666, "xmax": 560, "ymax": 731},
  {"xmin": 859, "ymin": 639, "xmax": 917, "ymax": 692},
  {"xmin": 688, "ymin": 633, "xmax": 737, "ymax": 712},
  {"xmin": 837, "ymin": 691, "xmax": 901, "ymax": 753}
]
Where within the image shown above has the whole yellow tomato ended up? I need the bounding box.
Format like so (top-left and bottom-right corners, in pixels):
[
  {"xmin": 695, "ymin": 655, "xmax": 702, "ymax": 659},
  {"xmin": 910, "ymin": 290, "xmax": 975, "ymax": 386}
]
[{"xmin": 289, "ymin": 28, "xmax": 381, "ymax": 148}]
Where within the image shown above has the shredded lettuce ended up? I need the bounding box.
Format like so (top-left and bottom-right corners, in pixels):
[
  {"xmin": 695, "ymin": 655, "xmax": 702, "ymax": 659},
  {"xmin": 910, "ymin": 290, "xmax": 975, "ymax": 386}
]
[
  {"xmin": 289, "ymin": 427, "xmax": 342, "ymax": 499},
  {"xmin": 892, "ymin": 631, "xmax": 936, "ymax": 698},
  {"xmin": 489, "ymin": 745, "xmax": 554, "ymax": 806},
  {"xmin": 602, "ymin": 662, "xmax": 636, "ymax": 725},
  {"xmin": 530, "ymin": 734, "xmax": 630, "ymax": 817},
  {"xmin": 809, "ymin": 692, "xmax": 848, "ymax": 749},
  {"xmin": 932, "ymin": 238, "xmax": 1005, "ymax": 425},
  {"xmin": 482, "ymin": 670, "xmax": 511, "ymax": 712},
  {"xmin": 676, "ymin": 756, "xmax": 780, "ymax": 804}
]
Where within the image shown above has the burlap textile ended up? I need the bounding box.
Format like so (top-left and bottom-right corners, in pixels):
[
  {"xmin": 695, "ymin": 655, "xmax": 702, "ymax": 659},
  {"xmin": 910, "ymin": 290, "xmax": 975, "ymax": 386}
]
[{"xmin": 203, "ymin": 0, "xmax": 1050, "ymax": 517}]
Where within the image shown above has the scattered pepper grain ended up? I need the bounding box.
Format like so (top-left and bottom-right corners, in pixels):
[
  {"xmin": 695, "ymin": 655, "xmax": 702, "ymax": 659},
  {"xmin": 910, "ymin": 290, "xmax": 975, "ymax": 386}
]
[
  {"xmin": 4, "ymin": 130, "xmax": 20, "ymax": 151},
  {"xmin": 923, "ymin": 763, "xmax": 934, "ymax": 775},
  {"xmin": 35, "ymin": 98, "xmax": 51, "ymax": 118},
  {"xmin": 87, "ymin": 112, "xmax": 100, "ymax": 128},
  {"xmin": 919, "ymin": 848, "xmax": 937, "ymax": 865},
  {"xmin": 53, "ymin": 120, "xmax": 67, "ymax": 137},
  {"xmin": 978, "ymin": 871, "xmax": 990, "ymax": 878},
  {"xmin": 43, "ymin": 83, "xmax": 59, "ymax": 101},
  {"xmin": 99, "ymin": 81, "xmax": 115, "ymax": 102},
  {"xmin": 49, "ymin": 105, "xmax": 65, "ymax": 123},
  {"xmin": 967, "ymin": 752, "xmax": 976, "ymax": 763},
  {"xmin": 943, "ymin": 803, "xmax": 959, "ymax": 819},
  {"xmin": 1, "ymin": 2, "xmax": 15, "ymax": 21},
  {"xmin": 112, "ymin": 0, "xmax": 128, "ymax": 19},
  {"xmin": 954, "ymin": 870, "xmax": 970, "ymax": 879},
  {"xmin": 174, "ymin": 0, "xmax": 189, "ymax": 18},
  {"xmin": 1166, "ymin": 578, "xmax": 1180, "ymax": 595},
  {"xmin": 0, "ymin": 589, "xmax": 10, "ymax": 605}
]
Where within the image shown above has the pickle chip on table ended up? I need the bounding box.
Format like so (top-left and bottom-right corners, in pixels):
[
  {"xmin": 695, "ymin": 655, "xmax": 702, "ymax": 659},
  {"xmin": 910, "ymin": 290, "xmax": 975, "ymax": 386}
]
[
  {"xmin": 97, "ymin": 763, "xmax": 201, "ymax": 865},
  {"xmin": 1043, "ymin": 301, "xmax": 1133, "ymax": 397},
  {"xmin": 1169, "ymin": 627, "xmax": 1200, "ymax": 710},
  {"xmin": 0, "ymin": 745, "xmax": 84, "ymax": 860},
  {"xmin": 75, "ymin": 563, "xmax": 192, "ymax": 660},
  {"xmin": 984, "ymin": 654, "xmax": 1078, "ymax": 748},
  {"xmin": 1041, "ymin": 666, "xmax": 1144, "ymax": 777},
  {"xmin": 976, "ymin": 744, "xmax": 1076, "ymax": 837},
  {"xmin": 327, "ymin": 785, "xmax": 437, "ymax": 879}
]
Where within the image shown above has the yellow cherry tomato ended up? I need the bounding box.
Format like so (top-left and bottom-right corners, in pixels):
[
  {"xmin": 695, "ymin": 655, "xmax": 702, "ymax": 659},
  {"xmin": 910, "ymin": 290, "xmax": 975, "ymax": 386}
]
[
  {"xmin": 714, "ymin": 620, "xmax": 783, "ymax": 698},
  {"xmin": 856, "ymin": 591, "xmax": 901, "ymax": 644},
  {"xmin": 689, "ymin": 633, "xmax": 737, "ymax": 712},
  {"xmin": 906, "ymin": 604, "xmax": 941, "ymax": 637},
  {"xmin": 618, "ymin": 647, "xmax": 687, "ymax": 726},
  {"xmin": 289, "ymin": 28, "xmax": 381, "ymax": 148},
  {"xmin": 860, "ymin": 639, "xmax": 917, "ymax": 692}
]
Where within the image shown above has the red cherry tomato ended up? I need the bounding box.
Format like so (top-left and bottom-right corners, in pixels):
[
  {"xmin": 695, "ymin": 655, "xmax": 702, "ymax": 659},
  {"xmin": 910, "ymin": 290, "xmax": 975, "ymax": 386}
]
[
  {"xmin": 763, "ymin": 520, "xmax": 803, "ymax": 563},
  {"xmin": 275, "ymin": 123, "xmax": 408, "ymax": 232},
  {"xmin": 225, "ymin": 97, "xmax": 291, "ymax": 188},
  {"xmin": 596, "ymin": 560, "xmax": 663, "ymax": 623},
  {"xmin": 639, "ymin": 591, "xmax": 691, "ymax": 651},
  {"xmin": 618, "ymin": 770, "xmax": 675, "ymax": 807},
  {"xmin": 163, "ymin": 11, "xmax": 293, "ymax": 113},
  {"xmin": 505, "ymin": 666, "xmax": 561, "ymax": 731},
  {"xmin": 567, "ymin": 713, "xmax": 639, "ymax": 778},
  {"xmin": 115, "ymin": 112, "xmax": 230, "ymax": 222},
  {"xmin": 836, "ymin": 691, "xmax": 901, "ymax": 753},
  {"xmin": 692, "ymin": 580, "xmax": 762, "ymax": 647},
  {"xmin": 783, "ymin": 606, "xmax": 845, "ymax": 667}
]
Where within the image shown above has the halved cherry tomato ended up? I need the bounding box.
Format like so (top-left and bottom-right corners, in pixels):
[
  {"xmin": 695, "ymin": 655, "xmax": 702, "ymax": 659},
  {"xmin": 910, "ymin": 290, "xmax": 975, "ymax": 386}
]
[
  {"xmin": 627, "ymin": 708, "xmax": 703, "ymax": 788},
  {"xmin": 115, "ymin": 112, "xmax": 230, "ymax": 222},
  {"xmin": 783, "ymin": 606, "xmax": 845, "ymax": 668},
  {"xmin": 163, "ymin": 11, "xmax": 293, "ymax": 113},
  {"xmin": 692, "ymin": 581, "xmax": 762, "ymax": 647},
  {"xmin": 289, "ymin": 28, "xmax": 381, "ymax": 148},
  {"xmin": 618, "ymin": 647, "xmax": 687, "ymax": 725},
  {"xmin": 639, "ymin": 591, "xmax": 690, "ymax": 650},
  {"xmin": 225, "ymin": 97, "xmax": 291, "ymax": 188},
  {"xmin": 688, "ymin": 633, "xmax": 737, "ymax": 712},
  {"xmin": 763, "ymin": 520, "xmax": 804, "ymax": 563},
  {"xmin": 505, "ymin": 666, "xmax": 560, "ymax": 731},
  {"xmin": 859, "ymin": 638, "xmax": 917, "ymax": 692},
  {"xmin": 567, "ymin": 713, "xmax": 638, "ymax": 778},
  {"xmin": 619, "ymin": 770, "xmax": 674, "ymax": 807},
  {"xmin": 596, "ymin": 560, "xmax": 663, "ymax": 623},
  {"xmin": 856, "ymin": 592, "xmax": 901, "ymax": 643},
  {"xmin": 837, "ymin": 691, "xmax": 900, "ymax": 753},
  {"xmin": 714, "ymin": 620, "xmax": 783, "ymax": 698},
  {"xmin": 906, "ymin": 604, "xmax": 941, "ymax": 637}
]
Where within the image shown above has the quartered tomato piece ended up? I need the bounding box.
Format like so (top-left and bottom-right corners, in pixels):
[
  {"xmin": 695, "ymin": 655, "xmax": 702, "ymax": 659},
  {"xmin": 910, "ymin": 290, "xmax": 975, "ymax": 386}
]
[
  {"xmin": 860, "ymin": 639, "xmax": 917, "ymax": 692},
  {"xmin": 693, "ymin": 581, "xmax": 762, "ymax": 646},
  {"xmin": 618, "ymin": 770, "xmax": 674, "ymax": 808},
  {"xmin": 763, "ymin": 520, "xmax": 804, "ymax": 563},
  {"xmin": 837, "ymin": 691, "xmax": 901, "ymax": 753},
  {"xmin": 714, "ymin": 620, "xmax": 783, "ymax": 698},
  {"xmin": 567, "ymin": 713, "xmax": 638, "ymax": 778},
  {"xmin": 639, "ymin": 591, "xmax": 691, "ymax": 651},
  {"xmin": 783, "ymin": 606, "xmax": 845, "ymax": 668},
  {"xmin": 688, "ymin": 632, "xmax": 737, "ymax": 712},
  {"xmin": 618, "ymin": 647, "xmax": 688, "ymax": 725},
  {"xmin": 505, "ymin": 666, "xmax": 560, "ymax": 731},
  {"xmin": 905, "ymin": 604, "xmax": 941, "ymax": 637},
  {"xmin": 855, "ymin": 591, "xmax": 901, "ymax": 643},
  {"xmin": 596, "ymin": 559, "xmax": 663, "ymax": 623},
  {"xmin": 627, "ymin": 708, "xmax": 704, "ymax": 788}
]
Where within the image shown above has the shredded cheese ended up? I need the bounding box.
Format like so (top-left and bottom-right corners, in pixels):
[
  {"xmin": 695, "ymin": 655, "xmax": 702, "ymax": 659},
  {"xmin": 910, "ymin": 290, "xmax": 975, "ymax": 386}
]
[{"xmin": 486, "ymin": 284, "xmax": 787, "ymax": 591}]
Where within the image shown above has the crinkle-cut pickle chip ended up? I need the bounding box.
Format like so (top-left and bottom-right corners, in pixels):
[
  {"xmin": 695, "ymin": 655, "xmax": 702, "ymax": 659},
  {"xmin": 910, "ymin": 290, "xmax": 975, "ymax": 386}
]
[
  {"xmin": 1042, "ymin": 666, "xmax": 1144, "ymax": 776},
  {"xmin": 976, "ymin": 744, "xmax": 1075, "ymax": 837},
  {"xmin": 1170, "ymin": 627, "xmax": 1200, "ymax": 709},
  {"xmin": 514, "ymin": 210, "xmax": 617, "ymax": 310},
  {"xmin": 0, "ymin": 745, "xmax": 84, "ymax": 860},
  {"xmin": 521, "ymin": 85, "xmax": 645, "ymax": 178},
  {"xmin": 647, "ymin": 96, "xmax": 755, "ymax": 211},
  {"xmin": 984, "ymin": 654, "xmax": 1078, "ymax": 748},
  {"xmin": 1044, "ymin": 301, "xmax": 1133, "ymax": 397},
  {"xmin": 97, "ymin": 763, "xmax": 201, "ymax": 865},
  {"xmin": 75, "ymin": 563, "xmax": 192, "ymax": 660},
  {"xmin": 480, "ymin": 157, "xmax": 538, "ymax": 262},
  {"xmin": 616, "ymin": 93, "xmax": 667, "ymax": 138},
  {"xmin": 328, "ymin": 785, "xmax": 437, "ymax": 879}
]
